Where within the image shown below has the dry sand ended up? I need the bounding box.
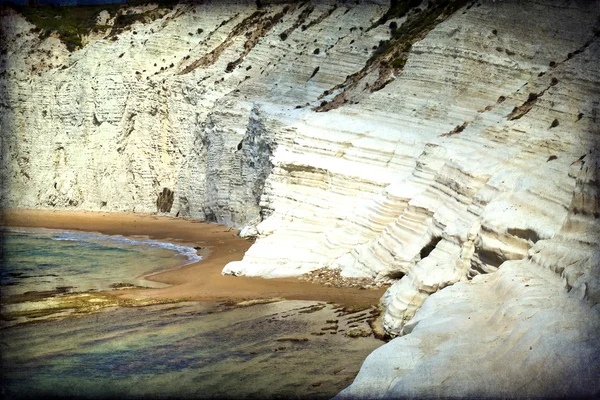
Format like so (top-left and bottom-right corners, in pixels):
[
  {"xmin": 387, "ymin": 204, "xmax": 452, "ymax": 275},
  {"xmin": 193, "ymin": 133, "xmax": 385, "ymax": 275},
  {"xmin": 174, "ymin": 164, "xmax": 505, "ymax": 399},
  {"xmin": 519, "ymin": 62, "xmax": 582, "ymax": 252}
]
[{"xmin": 1, "ymin": 209, "xmax": 386, "ymax": 307}]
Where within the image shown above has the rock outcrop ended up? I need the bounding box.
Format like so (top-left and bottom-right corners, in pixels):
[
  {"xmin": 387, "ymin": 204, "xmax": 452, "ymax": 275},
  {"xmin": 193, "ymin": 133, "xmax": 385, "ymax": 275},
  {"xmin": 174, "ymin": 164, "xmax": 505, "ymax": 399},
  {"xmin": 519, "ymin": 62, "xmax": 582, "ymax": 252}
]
[
  {"xmin": 1, "ymin": 0, "xmax": 599, "ymax": 397},
  {"xmin": 338, "ymin": 260, "xmax": 600, "ymax": 399},
  {"xmin": 0, "ymin": 0, "xmax": 389, "ymax": 226}
]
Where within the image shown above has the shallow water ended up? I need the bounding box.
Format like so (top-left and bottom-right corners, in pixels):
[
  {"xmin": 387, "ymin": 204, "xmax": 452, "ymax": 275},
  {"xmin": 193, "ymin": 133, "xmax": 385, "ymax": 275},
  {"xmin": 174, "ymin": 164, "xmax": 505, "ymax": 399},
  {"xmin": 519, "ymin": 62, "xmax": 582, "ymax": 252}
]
[
  {"xmin": 1, "ymin": 300, "xmax": 382, "ymax": 399},
  {"xmin": 0, "ymin": 227, "xmax": 200, "ymax": 297},
  {"xmin": 0, "ymin": 228, "xmax": 382, "ymax": 398}
]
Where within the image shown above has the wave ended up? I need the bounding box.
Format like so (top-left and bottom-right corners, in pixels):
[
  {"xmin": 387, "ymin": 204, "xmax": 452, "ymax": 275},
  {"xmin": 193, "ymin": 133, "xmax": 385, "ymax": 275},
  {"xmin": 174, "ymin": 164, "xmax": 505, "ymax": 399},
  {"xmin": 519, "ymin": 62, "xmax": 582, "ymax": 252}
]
[{"xmin": 2, "ymin": 227, "xmax": 202, "ymax": 264}]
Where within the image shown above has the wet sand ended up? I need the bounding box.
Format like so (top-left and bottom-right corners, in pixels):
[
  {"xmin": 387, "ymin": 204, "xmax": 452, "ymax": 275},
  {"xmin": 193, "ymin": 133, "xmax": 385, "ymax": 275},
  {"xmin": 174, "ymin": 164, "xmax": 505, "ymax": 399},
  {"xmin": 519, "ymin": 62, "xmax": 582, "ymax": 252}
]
[{"xmin": 1, "ymin": 209, "xmax": 385, "ymax": 307}]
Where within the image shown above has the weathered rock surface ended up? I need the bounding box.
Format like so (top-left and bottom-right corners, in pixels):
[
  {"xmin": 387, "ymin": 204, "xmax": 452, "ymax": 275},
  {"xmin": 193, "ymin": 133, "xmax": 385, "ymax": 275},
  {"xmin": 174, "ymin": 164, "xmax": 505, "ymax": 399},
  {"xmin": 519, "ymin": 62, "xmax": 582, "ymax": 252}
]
[
  {"xmin": 0, "ymin": 0, "xmax": 388, "ymax": 226},
  {"xmin": 338, "ymin": 265, "xmax": 600, "ymax": 398},
  {"xmin": 1, "ymin": 0, "xmax": 599, "ymax": 398},
  {"xmin": 222, "ymin": 0, "xmax": 600, "ymax": 342},
  {"xmin": 341, "ymin": 136, "xmax": 600, "ymax": 397}
]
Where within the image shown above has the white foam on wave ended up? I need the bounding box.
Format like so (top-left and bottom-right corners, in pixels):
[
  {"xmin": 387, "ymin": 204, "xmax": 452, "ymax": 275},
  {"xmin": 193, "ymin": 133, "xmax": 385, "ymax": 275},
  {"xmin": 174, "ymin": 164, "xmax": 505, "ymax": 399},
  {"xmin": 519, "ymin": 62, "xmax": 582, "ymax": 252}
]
[
  {"xmin": 3, "ymin": 227, "xmax": 202, "ymax": 264},
  {"xmin": 108, "ymin": 235, "xmax": 203, "ymax": 264}
]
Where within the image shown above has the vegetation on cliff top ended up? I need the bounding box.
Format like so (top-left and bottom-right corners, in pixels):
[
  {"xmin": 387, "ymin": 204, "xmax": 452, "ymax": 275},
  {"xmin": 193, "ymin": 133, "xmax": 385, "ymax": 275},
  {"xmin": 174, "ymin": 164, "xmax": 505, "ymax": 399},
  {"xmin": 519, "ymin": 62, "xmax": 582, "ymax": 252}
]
[{"xmin": 5, "ymin": 0, "xmax": 177, "ymax": 51}]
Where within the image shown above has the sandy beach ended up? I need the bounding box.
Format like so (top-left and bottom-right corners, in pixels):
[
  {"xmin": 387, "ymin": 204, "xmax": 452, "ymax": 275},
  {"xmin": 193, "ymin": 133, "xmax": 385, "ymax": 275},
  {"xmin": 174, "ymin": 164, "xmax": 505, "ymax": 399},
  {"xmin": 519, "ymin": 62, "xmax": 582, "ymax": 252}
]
[{"xmin": 1, "ymin": 209, "xmax": 386, "ymax": 307}]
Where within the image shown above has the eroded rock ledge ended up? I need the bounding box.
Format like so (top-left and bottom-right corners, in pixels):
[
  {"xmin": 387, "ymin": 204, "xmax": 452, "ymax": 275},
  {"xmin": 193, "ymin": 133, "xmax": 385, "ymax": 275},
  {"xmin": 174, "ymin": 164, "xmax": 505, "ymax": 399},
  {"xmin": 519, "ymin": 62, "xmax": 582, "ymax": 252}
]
[{"xmin": 1, "ymin": 0, "xmax": 599, "ymax": 397}]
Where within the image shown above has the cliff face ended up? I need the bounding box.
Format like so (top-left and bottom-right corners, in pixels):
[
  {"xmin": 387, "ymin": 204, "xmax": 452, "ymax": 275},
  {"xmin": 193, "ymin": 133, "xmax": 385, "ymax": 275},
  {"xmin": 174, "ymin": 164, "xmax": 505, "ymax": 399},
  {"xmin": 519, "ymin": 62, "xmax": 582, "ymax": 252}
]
[
  {"xmin": 1, "ymin": 0, "xmax": 599, "ymax": 397},
  {"xmin": 0, "ymin": 0, "xmax": 389, "ymax": 225}
]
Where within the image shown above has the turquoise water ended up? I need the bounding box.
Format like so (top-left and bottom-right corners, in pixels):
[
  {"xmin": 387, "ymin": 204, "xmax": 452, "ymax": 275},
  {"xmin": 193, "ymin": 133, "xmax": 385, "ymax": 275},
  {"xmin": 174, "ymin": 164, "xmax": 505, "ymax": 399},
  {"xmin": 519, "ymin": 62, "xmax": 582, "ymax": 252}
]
[{"xmin": 0, "ymin": 227, "xmax": 201, "ymax": 297}]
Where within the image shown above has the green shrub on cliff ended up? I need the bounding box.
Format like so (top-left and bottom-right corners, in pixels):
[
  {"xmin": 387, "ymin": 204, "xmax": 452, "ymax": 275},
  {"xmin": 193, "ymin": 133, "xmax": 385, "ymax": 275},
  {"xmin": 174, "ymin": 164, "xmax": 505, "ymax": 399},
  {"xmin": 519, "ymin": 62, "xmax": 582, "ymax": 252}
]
[
  {"xmin": 8, "ymin": 4, "xmax": 112, "ymax": 51},
  {"xmin": 6, "ymin": 0, "xmax": 177, "ymax": 52}
]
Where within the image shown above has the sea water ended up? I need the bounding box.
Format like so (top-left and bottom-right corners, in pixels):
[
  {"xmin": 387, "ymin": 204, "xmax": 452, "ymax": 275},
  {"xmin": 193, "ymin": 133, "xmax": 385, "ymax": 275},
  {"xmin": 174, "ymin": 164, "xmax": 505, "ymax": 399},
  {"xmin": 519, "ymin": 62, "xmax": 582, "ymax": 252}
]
[
  {"xmin": 0, "ymin": 228, "xmax": 383, "ymax": 398},
  {"xmin": 0, "ymin": 227, "xmax": 201, "ymax": 297},
  {"xmin": 0, "ymin": 300, "xmax": 383, "ymax": 399}
]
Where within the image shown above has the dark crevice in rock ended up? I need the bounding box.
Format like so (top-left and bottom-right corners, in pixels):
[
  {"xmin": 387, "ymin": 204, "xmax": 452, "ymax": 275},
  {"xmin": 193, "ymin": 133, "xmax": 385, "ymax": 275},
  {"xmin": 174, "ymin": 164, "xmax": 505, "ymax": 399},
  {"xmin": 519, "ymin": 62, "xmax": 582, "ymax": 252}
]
[
  {"xmin": 507, "ymin": 228, "xmax": 540, "ymax": 244},
  {"xmin": 182, "ymin": 12, "xmax": 240, "ymax": 71},
  {"xmin": 420, "ymin": 236, "xmax": 442, "ymax": 259},
  {"xmin": 468, "ymin": 261, "xmax": 489, "ymax": 277},
  {"xmin": 386, "ymin": 270, "xmax": 405, "ymax": 280},
  {"xmin": 569, "ymin": 151, "xmax": 600, "ymax": 219},
  {"xmin": 308, "ymin": 66, "xmax": 320, "ymax": 80},
  {"xmin": 203, "ymin": 208, "xmax": 218, "ymax": 223},
  {"xmin": 476, "ymin": 247, "xmax": 505, "ymax": 269},
  {"xmin": 559, "ymin": 28, "xmax": 600, "ymax": 65}
]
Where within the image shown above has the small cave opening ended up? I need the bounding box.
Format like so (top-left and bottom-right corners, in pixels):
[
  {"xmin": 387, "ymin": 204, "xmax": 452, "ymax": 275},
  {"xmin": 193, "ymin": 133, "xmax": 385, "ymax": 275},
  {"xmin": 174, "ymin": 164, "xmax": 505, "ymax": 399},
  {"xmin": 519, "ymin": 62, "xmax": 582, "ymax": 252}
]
[
  {"xmin": 507, "ymin": 228, "xmax": 540, "ymax": 243},
  {"xmin": 420, "ymin": 236, "xmax": 442, "ymax": 260},
  {"xmin": 204, "ymin": 209, "xmax": 217, "ymax": 223},
  {"xmin": 477, "ymin": 247, "xmax": 505, "ymax": 269},
  {"xmin": 237, "ymin": 141, "xmax": 243, "ymax": 151},
  {"xmin": 386, "ymin": 270, "xmax": 405, "ymax": 280}
]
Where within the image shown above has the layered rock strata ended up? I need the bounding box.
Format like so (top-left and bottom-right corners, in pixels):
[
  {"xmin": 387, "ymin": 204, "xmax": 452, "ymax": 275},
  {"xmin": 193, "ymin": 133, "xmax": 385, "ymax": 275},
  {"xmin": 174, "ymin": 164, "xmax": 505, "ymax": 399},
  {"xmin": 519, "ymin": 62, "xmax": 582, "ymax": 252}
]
[
  {"xmin": 1, "ymin": 0, "xmax": 599, "ymax": 397},
  {"xmin": 338, "ymin": 259, "xmax": 600, "ymax": 398},
  {"xmin": 0, "ymin": 0, "xmax": 389, "ymax": 225},
  {"xmin": 223, "ymin": 0, "xmax": 600, "ymax": 340}
]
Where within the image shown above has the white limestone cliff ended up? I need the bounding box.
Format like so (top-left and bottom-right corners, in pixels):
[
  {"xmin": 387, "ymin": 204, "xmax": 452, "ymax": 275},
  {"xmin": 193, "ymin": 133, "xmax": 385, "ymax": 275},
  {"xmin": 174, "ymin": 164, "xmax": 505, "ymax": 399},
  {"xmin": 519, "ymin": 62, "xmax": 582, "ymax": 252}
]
[
  {"xmin": 1, "ymin": 0, "xmax": 599, "ymax": 398},
  {"xmin": 1, "ymin": 0, "xmax": 389, "ymax": 225}
]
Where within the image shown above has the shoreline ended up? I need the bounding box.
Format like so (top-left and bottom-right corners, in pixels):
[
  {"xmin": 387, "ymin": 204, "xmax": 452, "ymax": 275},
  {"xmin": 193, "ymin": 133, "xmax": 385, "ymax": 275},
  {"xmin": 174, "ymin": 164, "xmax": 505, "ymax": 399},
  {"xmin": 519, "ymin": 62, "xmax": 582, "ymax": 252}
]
[
  {"xmin": 0, "ymin": 209, "xmax": 386, "ymax": 308},
  {"xmin": 2, "ymin": 225, "xmax": 201, "ymax": 285}
]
